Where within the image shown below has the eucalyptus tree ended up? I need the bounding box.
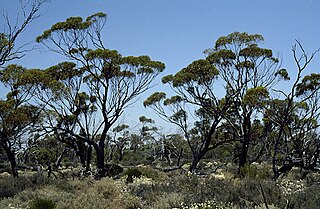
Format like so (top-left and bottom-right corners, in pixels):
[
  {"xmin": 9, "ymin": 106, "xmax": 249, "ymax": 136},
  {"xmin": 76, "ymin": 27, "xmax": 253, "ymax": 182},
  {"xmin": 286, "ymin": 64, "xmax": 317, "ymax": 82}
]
[
  {"xmin": 120, "ymin": 116, "xmax": 158, "ymax": 164},
  {"xmin": 36, "ymin": 13, "xmax": 165, "ymax": 175},
  {"xmin": 28, "ymin": 62, "xmax": 95, "ymax": 171},
  {"xmin": 144, "ymin": 58, "xmax": 234, "ymax": 172},
  {"xmin": 145, "ymin": 32, "xmax": 286, "ymax": 173},
  {"xmin": 163, "ymin": 133, "xmax": 188, "ymax": 167},
  {"xmin": 138, "ymin": 116, "xmax": 158, "ymax": 145},
  {"xmin": 204, "ymin": 32, "xmax": 285, "ymax": 172},
  {"xmin": 136, "ymin": 116, "xmax": 184, "ymax": 166},
  {"xmin": 137, "ymin": 115, "xmax": 161, "ymax": 160},
  {"xmin": 264, "ymin": 42, "xmax": 320, "ymax": 178},
  {"xmin": 0, "ymin": 0, "xmax": 49, "ymax": 177},
  {"xmin": 111, "ymin": 124, "xmax": 130, "ymax": 162},
  {"xmin": 125, "ymin": 117, "xmax": 155, "ymax": 155},
  {"xmin": 0, "ymin": 65, "xmax": 42, "ymax": 177},
  {"xmin": 26, "ymin": 135, "xmax": 71, "ymax": 170}
]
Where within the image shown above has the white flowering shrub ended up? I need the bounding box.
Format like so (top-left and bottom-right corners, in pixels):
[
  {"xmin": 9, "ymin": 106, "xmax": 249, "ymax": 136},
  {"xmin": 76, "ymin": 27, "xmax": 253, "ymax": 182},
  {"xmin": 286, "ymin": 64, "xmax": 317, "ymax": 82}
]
[
  {"xmin": 277, "ymin": 179, "xmax": 305, "ymax": 195},
  {"xmin": 177, "ymin": 199, "xmax": 236, "ymax": 209}
]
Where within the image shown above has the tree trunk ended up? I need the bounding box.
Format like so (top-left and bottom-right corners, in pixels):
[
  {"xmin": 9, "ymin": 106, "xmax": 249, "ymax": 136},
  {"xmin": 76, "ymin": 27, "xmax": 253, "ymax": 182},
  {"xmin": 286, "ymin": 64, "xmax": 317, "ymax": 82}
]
[
  {"xmin": 55, "ymin": 147, "xmax": 68, "ymax": 169},
  {"xmin": 76, "ymin": 140, "xmax": 87, "ymax": 168},
  {"xmin": 238, "ymin": 140, "xmax": 249, "ymax": 174},
  {"xmin": 176, "ymin": 148, "xmax": 183, "ymax": 167},
  {"xmin": 190, "ymin": 156, "xmax": 200, "ymax": 173},
  {"xmin": 238, "ymin": 115, "xmax": 251, "ymax": 175},
  {"xmin": 272, "ymin": 125, "xmax": 286, "ymax": 179},
  {"xmin": 85, "ymin": 145, "xmax": 92, "ymax": 172},
  {"xmin": 95, "ymin": 139, "xmax": 106, "ymax": 177},
  {"xmin": 118, "ymin": 146, "xmax": 124, "ymax": 162},
  {"xmin": 5, "ymin": 148, "xmax": 18, "ymax": 178},
  {"xmin": 189, "ymin": 149, "xmax": 208, "ymax": 173}
]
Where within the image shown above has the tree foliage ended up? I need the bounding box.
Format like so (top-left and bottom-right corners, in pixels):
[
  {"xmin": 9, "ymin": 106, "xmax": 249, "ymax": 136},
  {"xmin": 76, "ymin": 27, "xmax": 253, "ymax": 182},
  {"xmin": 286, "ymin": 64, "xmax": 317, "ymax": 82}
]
[
  {"xmin": 35, "ymin": 12, "xmax": 164, "ymax": 176},
  {"xmin": 0, "ymin": 64, "xmax": 42, "ymax": 177}
]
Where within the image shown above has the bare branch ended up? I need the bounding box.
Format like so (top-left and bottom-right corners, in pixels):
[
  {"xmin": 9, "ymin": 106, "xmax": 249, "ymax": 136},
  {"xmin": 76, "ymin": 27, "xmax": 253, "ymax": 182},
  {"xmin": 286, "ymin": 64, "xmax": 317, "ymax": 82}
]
[{"xmin": 0, "ymin": 0, "xmax": 48, "ymax": 66}]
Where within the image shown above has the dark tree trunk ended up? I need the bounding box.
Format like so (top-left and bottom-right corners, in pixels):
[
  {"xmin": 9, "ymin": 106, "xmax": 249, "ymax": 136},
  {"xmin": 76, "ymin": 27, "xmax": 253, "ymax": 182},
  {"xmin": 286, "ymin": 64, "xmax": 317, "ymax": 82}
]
[
  {"xmin": 272, "ymin": 125, "xmax": 288, "ymax": 179},
  {"xmin": 5, "ymin": 148, "xmax": 18, "ymax": 178},
  {"xmin": 55, "ymin": 147, "xmax": 68, "ymax": 169},
  {"xmin": 94, "ymin": 139, "xmax": 106, "ymax": 176},
  {"xmin": 238, "ymin": 115, "xmax": 251, "ymax": 175},
  {"xmin": 118, "ymin": 146, "xmax": 124, "ymax": 162},
  {"xmin": 76, "ymin": 140, "xmax": 89, "ymax": 168},
  {"xmin": 188, "ymin": 121, "xmax": 222, "ymax": 173},
  {"xmin": 190, "ymin": 156, "xmax": 200, "ymax": 173},
  {"xmin": 238, "ymin": 140, "xmax": 249, "ymax": 173},
  {"xmin": 190, "ymin": 148, "xmax": 208, "ymax": 173},
  {"xmin": 85, "ymin": 145, "xmax": 92, "ymax": 172},
  {"xmin": 176, "ymin": 148, "xmax": 183, "ymax": 167}
]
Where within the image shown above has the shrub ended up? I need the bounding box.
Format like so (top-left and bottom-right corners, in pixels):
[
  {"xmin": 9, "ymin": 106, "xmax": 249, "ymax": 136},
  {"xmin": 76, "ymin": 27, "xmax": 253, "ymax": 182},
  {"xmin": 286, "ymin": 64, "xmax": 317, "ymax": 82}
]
[
  {"xmin": 126, "ymin": 176, "xmax": 157, "ymax": 204},
  {"xmin": 0, "ymin": 177, "xmax": 18, "ymax": 198},
  {"xmin": 287, "ymin": 184, "xmax": 320, "ymax": 209},
  {"xmin": 63, "ymin": 178, "xmax": 141, "ymax": 209},
  {"xmin": 145, "ymin": 156, "xmax": 155, "ymax": 164},
  {"xmin": 137, "ymin": 166, "xmax": 167, "ymax": 182},
  {"xmin": 0, "ymin": 176, "xmax": 34, "ymax": 198},
  {"xmin": 220, "ymin": 179, "xmax": 284, "ymax": 208},
  {"xmin": 50, "ymin": 179, "xmax": 74, "ymax": 193},
  {"xmin": 240, "ymin": 164, "xmax": 258, "ymax": 178},
  {"xmin": 121, "ymin": 151, "xmax": 149, "ymax": 166},
  {"xmin": 180, "ymin": 200, "xmax": 236, "ymax": 209},
  {"xmin": 0, "ymin": 177, "xmax": 141, "ymax": 209},
  {"xmin": 0, "ymin": 185, "xmax": 74, "ymax": 209},
  {"xmin": 152, "ymin": 193, "xmax": 184, "ymax": 209},
  {"xmin": 29, "ymin": 198, "xmax": 56, "ymax": 209},
  {"xmin": 305, "ymin": 172, "xmax": 320, "ymax": 185},
  {"xmin": 0, "ymin": 163, "xmax": 11, "ymax": 173},
  {"xmin": 255, "ymin": 163, "xmax": 272, "ymax": 179},
  {"xmin": 165, "ymin": 173, "xmax": 284, "ymax": 208},
  {"xmin": 105, "ymin": 163, "xmax": 124, "ymax": 177},
  {"xmin": 124, "ymin": 168, "xmax": 142, "ymax": 183},
  {"xmin": 239, "ymin": 163, "xmax": 272, "ymax": 180}
]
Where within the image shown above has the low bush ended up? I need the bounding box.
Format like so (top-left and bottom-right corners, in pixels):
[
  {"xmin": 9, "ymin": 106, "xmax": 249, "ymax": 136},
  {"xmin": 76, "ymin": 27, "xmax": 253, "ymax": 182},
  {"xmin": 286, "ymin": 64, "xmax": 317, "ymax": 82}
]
[
  {"xmin": 0, "ymin": 177, "xmax": 141, "ymax": 209},
  {"xmin": 124, "ymin": 168, "xmax": 142, "ymax": 183},
  {"xmin": 287, "ymin": 184, "xmax": 320, "ymax": 209},
  {"xmin": 137, "ymin": 166, "xmax": 167, "ymax": 182},
  {"xmin": 0, "ymin": 163, "xmax": 11, "ymax": 173},
  {"xmin": 240, "ymin": 164, "xmax": 258, "ymax": 178},
  {"xmin": 2, "ymin": 164, "xmax": 320, "ymax": 209},
  {"xmin": 62, "ymin": 178, "xmax": 141, "ymax": 209},
  {"xmin": 0, "ymin": 176, "xmax": 34, "ymax": 198},
  {"xmin": 151, "ymin": 193, "xmax": 184, "ymax": 209},
  {"xmin": 29, "ymin": 198, "xmax": 56, "ymax": 209},
  {"xmin": 105, "ymin": 163, "xmax": 123, "ymax": 177},
  {"xmin": 0, "ymin": 185, "xmax": 73, "ymax": 209},
  {"xmin": 121, "ymin": 151, "xmax": 153, "ymax": 166}
]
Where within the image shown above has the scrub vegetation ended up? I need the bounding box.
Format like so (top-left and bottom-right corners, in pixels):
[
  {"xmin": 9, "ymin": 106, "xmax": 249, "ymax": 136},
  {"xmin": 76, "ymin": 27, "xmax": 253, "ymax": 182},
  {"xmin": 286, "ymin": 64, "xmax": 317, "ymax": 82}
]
[{"xmin": 1, "ymin": 1, "xmax": 320, "ymax": 208}]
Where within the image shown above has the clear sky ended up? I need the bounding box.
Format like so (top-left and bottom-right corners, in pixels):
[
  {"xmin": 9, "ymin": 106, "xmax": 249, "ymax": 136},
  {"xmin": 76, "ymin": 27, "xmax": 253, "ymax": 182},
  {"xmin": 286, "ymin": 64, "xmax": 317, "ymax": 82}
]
[{"xmin": 1, "ymin": 0, "xmax": 320, "ymax": 132}]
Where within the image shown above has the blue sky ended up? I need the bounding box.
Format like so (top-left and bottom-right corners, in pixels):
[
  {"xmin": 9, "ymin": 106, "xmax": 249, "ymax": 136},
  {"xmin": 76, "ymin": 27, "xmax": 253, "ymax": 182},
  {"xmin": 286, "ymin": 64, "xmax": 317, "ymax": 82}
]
[{"xmin": 1, "ymin": 0, "xmax": 320, "ymax": 132}]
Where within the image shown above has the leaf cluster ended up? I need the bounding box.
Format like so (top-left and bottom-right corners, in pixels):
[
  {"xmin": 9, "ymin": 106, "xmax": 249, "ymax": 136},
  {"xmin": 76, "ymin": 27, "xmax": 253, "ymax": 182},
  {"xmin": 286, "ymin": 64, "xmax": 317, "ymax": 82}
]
[
  {"xmin": 296, "ymin": 73, "xmax": 320, "ymax": 96},
  {"xmin": 143, "ymin": 92, "xmax": 166, "ymax": 107},
  {"xmin": 214, "ymin": 32, "xmax": 264, "ymax": 50},
  {"xmin": 243, "ymin": 86, "xmax": 269, "ymax": 107},
  {"xmin": 162, "ymin": 59, "xmax": 218, "ymax": 87},
  {"xmin": 36, "ymin": 13, "xmax": 107, "ymax": 42}
]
